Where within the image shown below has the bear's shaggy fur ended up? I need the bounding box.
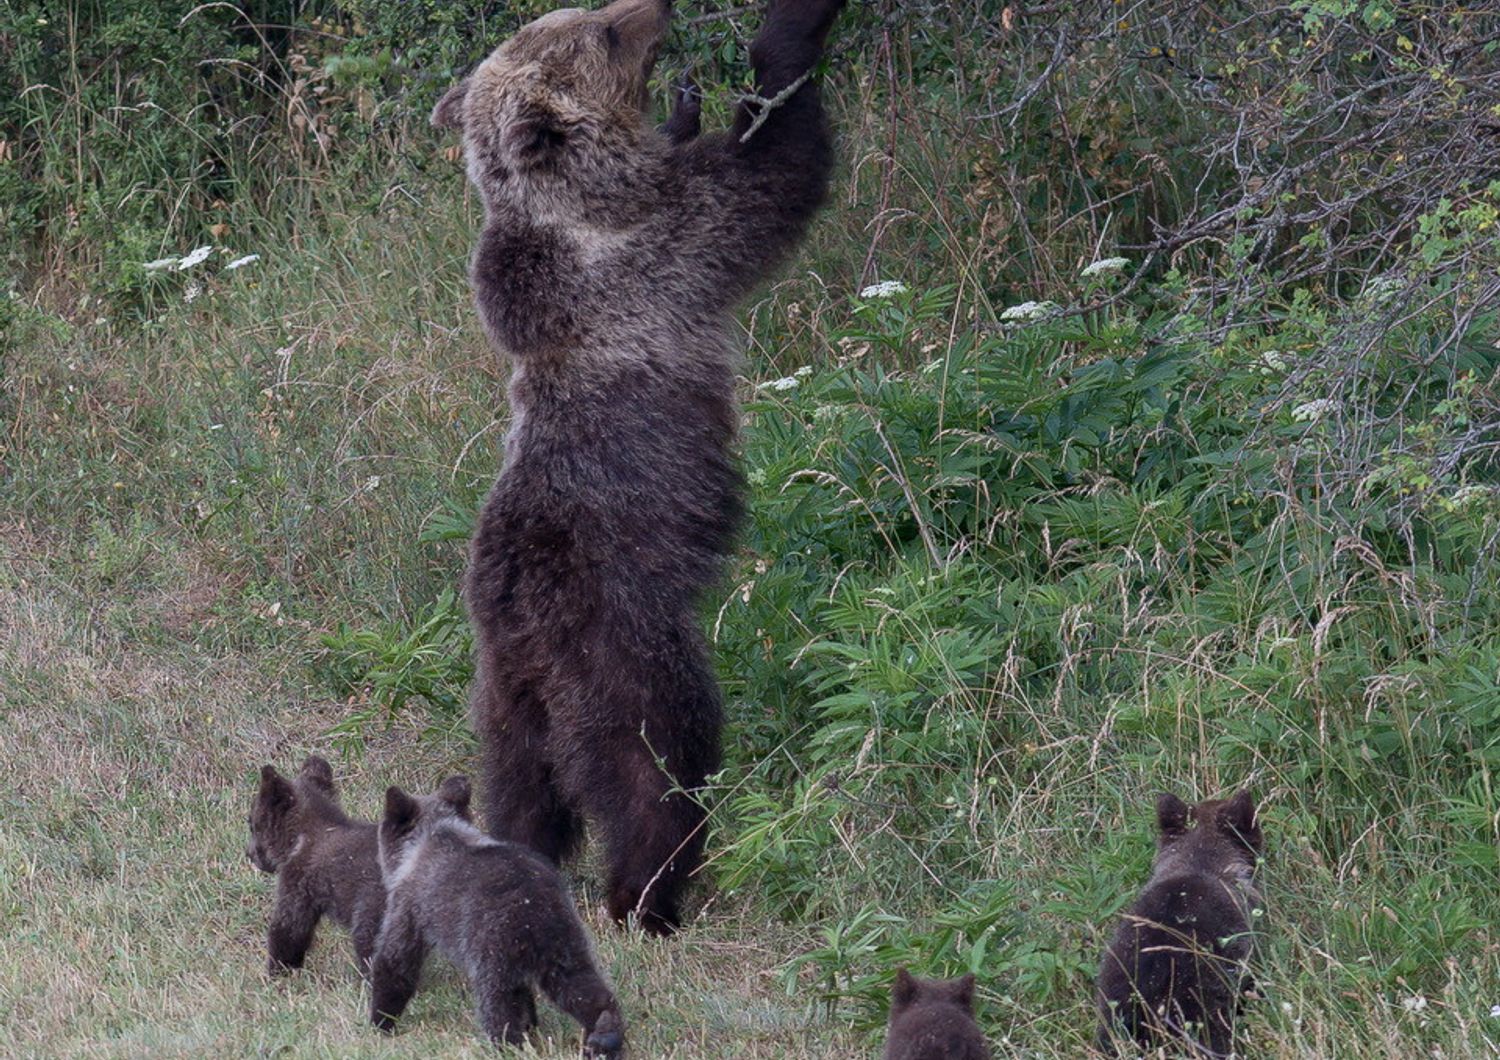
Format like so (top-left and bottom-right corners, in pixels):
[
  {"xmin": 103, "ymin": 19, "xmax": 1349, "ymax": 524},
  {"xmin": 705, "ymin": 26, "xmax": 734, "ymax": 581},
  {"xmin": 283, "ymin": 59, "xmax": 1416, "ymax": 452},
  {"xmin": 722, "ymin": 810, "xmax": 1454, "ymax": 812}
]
[
  {"xmin": 882, "ymin": 968, "xmax": 990, "ymax": 1060},
  {"xmin": 431, "ymin": 0, "xmax": 846, "ymax": 935},
  {"xmin": 1096, "ymin": 791, "xmax": 1264, "ymax": 1056},
  {"xmin": 369, "ymin": 778, "xmax": 624, "ymax": 1057},
  {"xmin": 245, "ymin": 755, "xmax": 383, "ymax": 976}
]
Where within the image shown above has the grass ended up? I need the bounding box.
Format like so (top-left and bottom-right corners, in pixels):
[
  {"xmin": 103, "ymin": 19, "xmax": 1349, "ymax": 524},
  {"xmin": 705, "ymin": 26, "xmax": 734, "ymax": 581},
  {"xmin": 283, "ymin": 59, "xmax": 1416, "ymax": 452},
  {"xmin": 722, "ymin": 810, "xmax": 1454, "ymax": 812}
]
[{"xmin": 4, "ymin": 7, "xmax": 1500, "ymax": 1056}]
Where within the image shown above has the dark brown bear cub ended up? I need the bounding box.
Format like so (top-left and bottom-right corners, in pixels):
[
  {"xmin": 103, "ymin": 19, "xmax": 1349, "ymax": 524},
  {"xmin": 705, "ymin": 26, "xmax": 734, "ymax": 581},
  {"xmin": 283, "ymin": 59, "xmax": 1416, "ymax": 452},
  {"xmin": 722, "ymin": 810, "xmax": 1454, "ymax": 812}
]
[
  {"xmin": 246, "ymin": 755, "xmax": 383, "ymax": 976},
  {"xmin": 1096, "ymin": 791, "xmax": 1264, "ymax": 1056},
  {"xmin": 431, "ymin": 0, "xmax": 847, "ymax": 934},
  {"xmin": 883, "ymin": 968, "xmax": 990, "ymax": 1060},
  {"xmin": 369, "ymin": 778, "xmax": 625, "ymax": 1058}
]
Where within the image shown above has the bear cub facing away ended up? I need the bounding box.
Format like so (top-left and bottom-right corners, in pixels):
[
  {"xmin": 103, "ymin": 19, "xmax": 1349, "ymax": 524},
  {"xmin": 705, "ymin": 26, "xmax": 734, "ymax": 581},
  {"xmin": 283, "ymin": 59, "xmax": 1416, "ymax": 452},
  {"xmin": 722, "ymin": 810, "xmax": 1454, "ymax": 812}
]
[
  {"xmin": 246, "ymin": 755, "xmax": 383, "ymax": 976},
  {"xmin": 1096, "ymin": 791, "xmax": 1264, "ymax": 1056},
  {"xmin": 370, "ymin": 778, "xmax": 624, "ymax": 1058},
  {"xmin": 883, "ymin": 968, "xmax": 990, "ymax": 1060},
  {"xmin": 431, "ymin": 0, "xmax": 847, "ymax": 935}
]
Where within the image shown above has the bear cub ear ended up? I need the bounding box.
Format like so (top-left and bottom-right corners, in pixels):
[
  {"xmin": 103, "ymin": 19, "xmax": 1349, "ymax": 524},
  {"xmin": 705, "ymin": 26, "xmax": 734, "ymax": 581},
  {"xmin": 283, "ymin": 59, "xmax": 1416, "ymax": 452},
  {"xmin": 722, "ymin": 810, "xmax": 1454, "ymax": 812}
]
[
  {"xmin": 259, "ymin": 765, "xmax": 296, "ymax": 813},
  {"xmin": 949, "ymin": 972, "xmax": 976, "ymax": 1011},
  {"xmin": 437, "ymin": 775, "xmax": 473, "ymax": 818},
  {"xmin": 1217, "ymin": 789, "xmax": 1261, "ymax": 851},
  {"xmin": 431, "ymin": 77, "xmax": 471, "ymax": 130},
  {"xmin": 298, "ymin": 755, "xmax": 336, "ymax": 796},
  {"xmin": 383, "ymin": 785, "xmax": 421, "ymax": 832},
  {"xmin": 1155, "ymin": 792, "xmax": 1190, "ymax": 837},
  {"xmin": 891, "ymin": 967, "xmax": 918, "ymax": 1012}
]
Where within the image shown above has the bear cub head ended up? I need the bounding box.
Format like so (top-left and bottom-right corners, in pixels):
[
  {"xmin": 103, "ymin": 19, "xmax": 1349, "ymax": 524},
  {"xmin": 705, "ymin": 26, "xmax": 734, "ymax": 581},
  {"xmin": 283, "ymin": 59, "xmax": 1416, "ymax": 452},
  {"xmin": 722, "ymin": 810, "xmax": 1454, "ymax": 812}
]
[
  {"xmin": 431, "ymin": 0, "xmax": 670, "ymax": 200},
  {"xmin": 884, "ymin": 968, "xmax": 990, "ymax": 1060},
  {"xmin": 376, "ymin": 775, "xmax": 475, "ymax": 877},
  {"xmin": 246, "ymin": 755, "xmax": 340, "ymax": 873},
  {"xmin": 1149, "ymin": 789, "xmax": 1262, "ymax": 885}
]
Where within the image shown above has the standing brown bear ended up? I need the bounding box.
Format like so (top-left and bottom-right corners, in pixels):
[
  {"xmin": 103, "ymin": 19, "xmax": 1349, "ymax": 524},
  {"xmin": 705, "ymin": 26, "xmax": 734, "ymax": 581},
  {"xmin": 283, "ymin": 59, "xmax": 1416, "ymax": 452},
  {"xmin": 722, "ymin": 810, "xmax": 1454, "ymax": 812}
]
[{"xmin": 431, "ymin": 0, "xmax": 846, "ymax": 935}]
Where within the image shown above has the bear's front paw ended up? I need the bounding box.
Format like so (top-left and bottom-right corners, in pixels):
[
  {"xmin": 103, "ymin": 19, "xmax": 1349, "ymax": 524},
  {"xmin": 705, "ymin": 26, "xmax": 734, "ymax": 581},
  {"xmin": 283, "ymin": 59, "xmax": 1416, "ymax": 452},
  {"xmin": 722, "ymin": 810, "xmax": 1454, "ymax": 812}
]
[
  {"xmin": 584, "ymin": 1010, "xmax": 625, "ymax": 1058},
  {"xmin": 769, "ymin": 0, "xmax": 846, "ymax": 39},
  {"xmin": 661, "ymin": 75, "xmax": 701, "ymax": 145}
]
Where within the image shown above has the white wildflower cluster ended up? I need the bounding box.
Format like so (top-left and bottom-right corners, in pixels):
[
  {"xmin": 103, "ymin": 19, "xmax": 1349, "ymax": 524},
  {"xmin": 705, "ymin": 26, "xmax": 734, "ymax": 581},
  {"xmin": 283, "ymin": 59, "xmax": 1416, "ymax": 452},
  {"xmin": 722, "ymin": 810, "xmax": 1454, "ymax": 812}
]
[
  {"xmin": 1362, "ymin": 273, "xmax": 1404, "ymax": 305},
  {"xmin": 141, "ymin": 245, "xmax": 260, "ymax": 273},
  {"xmin": 1291, "ymin": 398, "xmax": 1337, "ymax": 423},
  {"xmin": 1000, "ymin": 299, "xmax": 1059, "ymax": 323},
  {"xmin": 1080, "ymin": 256, "xmax": 1130, "ymax": 279},
  {"xmin": 176, "ymin": 245, "xmax": 212, "ymax": 271},
  {"xmin": 758, "ymin": 376, "xmax": 801, "ymax": 392},
  {"xmin": 1258, "ymin": 349, "xmax": 1289, "ymax": 374},
  {"xmin": 1401, "ymin": 996, "xmax": 1427, "ymax": 1014},
  {"xmin": 859, "ymin": 279, "xmax": 908, "ymax": 299},
  {"xmin": 794, "ymin": 365, "xmax": 814, "ymax": 379},
  {"xmin": 1449, "ymin": 484, "xmax": 1492, "ymax": 510},
  {"xmin": 1490, "ymin": 1003, "xmax": 1500, "ymax": 1018}
]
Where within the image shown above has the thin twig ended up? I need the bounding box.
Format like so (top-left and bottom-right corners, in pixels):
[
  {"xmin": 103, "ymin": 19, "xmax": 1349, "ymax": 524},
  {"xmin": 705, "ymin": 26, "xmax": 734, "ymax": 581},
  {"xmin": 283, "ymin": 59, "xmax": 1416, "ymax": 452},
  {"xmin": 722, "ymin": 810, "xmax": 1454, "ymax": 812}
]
[{"xmin": 738, "ymin": 69, "xmax": 812, "ymax": 143}]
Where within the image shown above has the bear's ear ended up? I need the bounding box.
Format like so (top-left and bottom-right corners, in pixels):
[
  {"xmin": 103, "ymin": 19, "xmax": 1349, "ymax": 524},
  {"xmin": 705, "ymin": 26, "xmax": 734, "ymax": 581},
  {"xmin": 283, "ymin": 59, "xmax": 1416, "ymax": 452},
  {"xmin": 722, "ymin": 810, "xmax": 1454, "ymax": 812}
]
[
  {"xmin": 891, "ymin": 967, "xmax": 918, "ymax": 1012},
  {"xmin": 950, "ymin": 973, "xmax": 976, "ymax": 1011},
  {"xmin": 437, "ymin": 775, "xmax": 472, "ymax": 819},
  {"xmin": 1155, "ymin": 792, "xmax": 1190, "ymax": 838},
  {"xmin": 431, "ymin": 77, "xmax": 471, "ymax": 130},
  {"xmin": 384, "ymin": 786, "xmax": 420, "ymax": 832},
  {"xmin": 259, "ymin": 765, "xmax": 296, "ymax": 814},
  {"xmin": 298, "ymin": 755, "xmax": 336, "ymax": 796},
  {"xmin": 1217, "ymin": 790, "xmax": 1261, "ymax": 851},
  {"xmin": 506, "ymin": 103, "xmax": 572, "ymax": 162}
]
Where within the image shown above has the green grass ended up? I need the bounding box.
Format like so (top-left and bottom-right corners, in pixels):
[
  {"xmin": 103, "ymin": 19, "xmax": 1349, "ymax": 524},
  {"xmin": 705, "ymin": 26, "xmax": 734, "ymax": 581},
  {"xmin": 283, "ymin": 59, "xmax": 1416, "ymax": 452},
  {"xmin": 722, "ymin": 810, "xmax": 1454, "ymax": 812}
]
[{"xmin": 4, "ymin": 6, "xmax": 1500, "ymax": 1056}]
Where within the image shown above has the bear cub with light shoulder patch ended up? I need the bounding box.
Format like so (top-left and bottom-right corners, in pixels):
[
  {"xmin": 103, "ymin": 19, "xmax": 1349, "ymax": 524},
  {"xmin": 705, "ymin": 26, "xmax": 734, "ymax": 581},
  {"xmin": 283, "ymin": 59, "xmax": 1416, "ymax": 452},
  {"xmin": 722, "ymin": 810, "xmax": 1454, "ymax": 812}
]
[
  {"xmin": 1096, "ymin": 791, "xmax": 1264, "ymax": 1057},
  {"xmin": 883, "ymin": 968, "xmax": 990, "ymax": 1060},
  {"xmin": 370, "ymin": 777, "xmax": 625, "ymax": 1058},
  {"xmin": 246, "ymin": 755, "xmax": 383, "ymax": 976}
]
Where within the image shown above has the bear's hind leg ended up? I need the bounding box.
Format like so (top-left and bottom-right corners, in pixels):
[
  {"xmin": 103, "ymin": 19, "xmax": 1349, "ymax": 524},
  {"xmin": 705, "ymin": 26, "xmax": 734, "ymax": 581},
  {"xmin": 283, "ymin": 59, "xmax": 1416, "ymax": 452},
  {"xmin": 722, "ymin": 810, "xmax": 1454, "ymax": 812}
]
[
  {"xmin": 473, "ymin": 977, "xmax": 537, "ymax": 1047},
  {"xmin": 538, "ymin": 954, "xmax": 623, "ymax": 1058},
  {"xmin": 596, "ymin": 747, "xmax": 708, "ymax": 936},
  {"xmin": 473, "ymin": 674, "xmax": 583, "ymax": 862}
]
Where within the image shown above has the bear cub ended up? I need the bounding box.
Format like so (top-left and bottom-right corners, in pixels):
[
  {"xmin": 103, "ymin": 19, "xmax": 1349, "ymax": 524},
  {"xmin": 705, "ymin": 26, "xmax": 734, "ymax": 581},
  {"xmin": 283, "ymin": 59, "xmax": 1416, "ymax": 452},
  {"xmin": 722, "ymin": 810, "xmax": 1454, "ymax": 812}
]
[
  {"xmin": 883, "ymin": 968, "xmax": 990, "ymax": 1060},
  {"xmin": 370, "ymin": 777, "xmax": 624, "ymax": 1058},
  {"xmin": 246, "ymin": 755, "xmax": 383, "ymax": 976},
  {"xmin": 1096, "ymin": 790, "xmax": 1264, "ymax": 1056}
]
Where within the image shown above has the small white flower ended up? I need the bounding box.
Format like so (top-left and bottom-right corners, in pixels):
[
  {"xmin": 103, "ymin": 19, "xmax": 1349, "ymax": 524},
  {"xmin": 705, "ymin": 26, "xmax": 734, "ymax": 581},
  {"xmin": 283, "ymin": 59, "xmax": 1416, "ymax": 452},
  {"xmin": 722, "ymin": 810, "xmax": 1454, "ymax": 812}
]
[
  {"xmin": 364, "ymin": 475, "xmax": 382, "ymax": 491},
  {"xmin": 1401, "ymin": 995, "xmax": 1427, "ymax": 1013},
  {"xmin": 1363, "ymin": 274, "xmax": 1404, "ymax": 305},
  {"xmin": 1080, "ymin": 256, "xmax": 1130, "ymax": 278},
  {"xmin": 225, "ymin": 253, "xmax": 260, "ymax": 271},
  {"xmin": 758, "ymin": 376, "xmax": 800, "ymax": 392},
  {"xmin": 1000, "ymin": 300, "xmax": 1059, "ymax": 322},
  {"xmin": 176, "ymin": 245, "xmax": 213, "ymax": 271},
  {"xmin": 1490, "ymin": 1004, "xmax": 1500, "ymax": 1018},
  {"xmin": 1450, "ymin": 484, "xmax": 1490, "ymax": 509},
  {"xmin": 1292, "ymin": 398, "xmax": 1338, "ymax": 422},
  {"xmin": 793, "ymin": 365, "xmax": 814, "ymax": 378},
  {"xmin": 1259, "ymin": 349, "xmax": 1288, "ymax": 374},
  {"xmin": 143, "ymin": 257, "xmax": 179, "ymax": 271},
  {"xmin": 812, "ymin": 404, "xmax": 842, "ymax": 421},
  {"xmin": 183, "ymin": 282, "xmax": 202, "ymax": 303},
  {"xmin": 859, "ymin": 280, "xmax": 908, "ymax": 299}
]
